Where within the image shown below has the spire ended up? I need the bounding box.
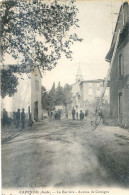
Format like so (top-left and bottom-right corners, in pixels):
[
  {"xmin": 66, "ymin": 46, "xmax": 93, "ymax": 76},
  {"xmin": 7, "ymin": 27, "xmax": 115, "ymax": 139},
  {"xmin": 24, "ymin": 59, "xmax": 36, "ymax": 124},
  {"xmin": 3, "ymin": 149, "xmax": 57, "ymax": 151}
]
[{"xmin": 76, "ymin": 65, "xmax": 83, "ymax": 82}]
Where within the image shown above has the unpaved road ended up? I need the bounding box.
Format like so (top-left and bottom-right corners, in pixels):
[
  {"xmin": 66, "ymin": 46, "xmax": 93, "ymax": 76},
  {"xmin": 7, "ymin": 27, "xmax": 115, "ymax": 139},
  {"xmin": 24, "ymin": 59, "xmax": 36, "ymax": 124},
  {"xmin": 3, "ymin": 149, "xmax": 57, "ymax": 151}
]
[{"xmin": 2, "ymin": 119, "xmax": 129, "ymax": 188}]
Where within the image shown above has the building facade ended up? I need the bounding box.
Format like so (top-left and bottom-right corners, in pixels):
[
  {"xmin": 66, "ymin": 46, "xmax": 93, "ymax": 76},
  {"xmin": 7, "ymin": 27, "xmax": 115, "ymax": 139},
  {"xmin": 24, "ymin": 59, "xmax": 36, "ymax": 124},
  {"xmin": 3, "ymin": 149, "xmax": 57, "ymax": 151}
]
[
  {"xmin": 2, "ymin": 65, "xmax": 42, "ymax": 122},
  {"xmin": 71, "ymin": 67, "xmax": 110, "ymax": 113},
  {"xmin": 80, "ymin": 80, "xmax": 109, "ymax": 112},
  {"xmin": 106, "ymin": 2, "xmax": 129, "ymax": 127},
  {"xmin": 71, "ymin": 66, "xmax": 83, "ymax": 112},
  {"xmin": 31, "ymin": 66, "xmax": 42, "ymax": 121}
]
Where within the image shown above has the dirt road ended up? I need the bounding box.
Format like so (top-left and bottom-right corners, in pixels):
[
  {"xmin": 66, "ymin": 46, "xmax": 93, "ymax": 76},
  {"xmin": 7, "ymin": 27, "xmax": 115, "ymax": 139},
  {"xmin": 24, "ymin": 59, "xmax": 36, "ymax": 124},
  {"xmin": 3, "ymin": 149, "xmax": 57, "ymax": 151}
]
[{"xmin": 2, "ymin": 119, "xmax": 129, "ymax": 188}]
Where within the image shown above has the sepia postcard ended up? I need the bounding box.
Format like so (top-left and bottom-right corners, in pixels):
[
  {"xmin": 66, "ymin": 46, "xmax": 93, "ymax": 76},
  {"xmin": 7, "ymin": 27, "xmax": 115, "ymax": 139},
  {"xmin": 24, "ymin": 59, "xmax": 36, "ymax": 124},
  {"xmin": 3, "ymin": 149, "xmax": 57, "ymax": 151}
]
[{"xmin": 0, "ymin": 0, "xmax": 129, "ymax": 195}]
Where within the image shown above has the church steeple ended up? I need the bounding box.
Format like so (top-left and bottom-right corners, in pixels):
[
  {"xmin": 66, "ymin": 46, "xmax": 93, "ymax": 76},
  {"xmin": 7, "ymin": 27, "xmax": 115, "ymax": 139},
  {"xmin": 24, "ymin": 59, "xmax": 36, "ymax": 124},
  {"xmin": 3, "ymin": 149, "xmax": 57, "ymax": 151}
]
[{"xmin": 76, "ymin": 66, "xmax": 83, "ymax": 82}]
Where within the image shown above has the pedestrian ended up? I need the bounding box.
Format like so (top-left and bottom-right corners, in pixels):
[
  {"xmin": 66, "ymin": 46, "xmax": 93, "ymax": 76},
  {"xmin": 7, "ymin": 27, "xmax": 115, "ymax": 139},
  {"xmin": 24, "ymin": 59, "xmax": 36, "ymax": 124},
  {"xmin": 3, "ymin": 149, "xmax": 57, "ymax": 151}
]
[
  {"xmin": 58, "ymin": 110, "xmax": 61, "ymax": 120},
  {"xmin": 72, "ymin": 107, "xmax": 75, "ymax": 120},
  {"xmin": 50, "ymin": 111, "xmax": 53, "ymax": 121},
  {"xmin": 54, "ymin": 111, "xmax": 59, "ymax": 120},
  {"xmin": 66, "ymin": 110, "xmax": 68, "ymax": 119},
  {"xmin": 13, "ymin": 112, "xmax": 16, "ymax": 125},
  {"xmin": 85, "ymin": 109, "xmax": 88, "ymax": 117},
  {"xmin": 48, "ymin": 110, "xmax": 51, "ymax": 121},
  {"xmin": 76, "ymin": 112, "xmax": 78, "ymax": 120},
  {"xmin": 16, "ymin": 109, "xmax": 20, "ymax": 129},
  {"xmin": 2, "ymin": 108, "xmax": 8, "ymax": 127},
  {"xmin": 21, "ymin": 108, "xmax": 25, "ymax": 129},
  {"xmin": 80, "ymin": 110, "xmax": 84, "ymax": 125}
]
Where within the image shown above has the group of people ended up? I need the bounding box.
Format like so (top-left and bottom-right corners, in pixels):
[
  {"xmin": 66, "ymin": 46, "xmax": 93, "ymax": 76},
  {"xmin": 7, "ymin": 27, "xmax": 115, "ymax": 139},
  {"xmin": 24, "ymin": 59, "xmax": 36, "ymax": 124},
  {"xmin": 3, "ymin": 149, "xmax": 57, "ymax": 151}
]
[
  {"xmin": 2, "ymin": 108, "xmax": 26, "ymax": 130},
  {"xmin": 48, "ymin": 108, "xmax": 89, "ymax": 121},
  {"xmin": 48, "ymin": 110, "xmax": 62, "ymax": 121},
  {"xmin": 13, "ymin": 108, "xmax": 26, "ymax": 129},
  {"xmin": 72, "ymin": 107, "xmax": 89, "ymax": 121}
]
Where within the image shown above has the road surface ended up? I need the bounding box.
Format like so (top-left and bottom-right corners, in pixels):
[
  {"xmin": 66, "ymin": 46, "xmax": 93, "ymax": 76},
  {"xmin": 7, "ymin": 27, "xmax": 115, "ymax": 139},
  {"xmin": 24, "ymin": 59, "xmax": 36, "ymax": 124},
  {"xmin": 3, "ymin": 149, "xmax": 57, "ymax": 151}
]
[{"xmin": 2, "ymin": 119, "xmax": 129, "ymax": 188}]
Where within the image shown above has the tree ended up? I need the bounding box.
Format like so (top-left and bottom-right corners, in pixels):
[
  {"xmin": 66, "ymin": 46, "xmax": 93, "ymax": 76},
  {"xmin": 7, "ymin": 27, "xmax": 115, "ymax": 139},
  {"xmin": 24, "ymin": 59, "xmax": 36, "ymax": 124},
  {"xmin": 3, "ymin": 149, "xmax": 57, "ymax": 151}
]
[
  {"xmin": 47, "ymin": 82, "xmax": 56, "ymax": 109},
  {"xmin": 41, "ymin": 82, "xmax": 72, "ymax": 110},
  {"xmin": 0, "ymin": 0, "xmax": 82, "ymax": 71},
  {"xmin": 55, "ymin": 82, "xmax": 65, "ymax": 105},
  {"xmin": 41, "ymin": 86, "xmax": 48, "ymax": 110},
  {"xmin": 63, "ymin": 83, "xmax": 72, "ymax": 105},
  {"xmin": 1, "ymin": 68, "xmax": 18, "ymax": 98}
]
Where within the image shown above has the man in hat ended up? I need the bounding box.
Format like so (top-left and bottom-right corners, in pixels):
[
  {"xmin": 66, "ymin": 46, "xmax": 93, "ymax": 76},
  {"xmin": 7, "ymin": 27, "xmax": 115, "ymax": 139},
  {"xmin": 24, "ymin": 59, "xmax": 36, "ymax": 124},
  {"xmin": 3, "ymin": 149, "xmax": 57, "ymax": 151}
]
[
  {"xmin": 16, "ymin": 109, "xmax": 20, "ymax": 129},
  {"xmin": 80, "ymin": 110, "xmax": 84, "ymax": 125},
  {"xmin": 2, "ymin": 108, "xmax": 8, "ymax": 127},
  {"xmin": 21, "ymin": 108, "xmax": 25, "ymax": 129},
  {"xmin": 72, "ymin": 107, "xmax": 75, "ymax": 120}
]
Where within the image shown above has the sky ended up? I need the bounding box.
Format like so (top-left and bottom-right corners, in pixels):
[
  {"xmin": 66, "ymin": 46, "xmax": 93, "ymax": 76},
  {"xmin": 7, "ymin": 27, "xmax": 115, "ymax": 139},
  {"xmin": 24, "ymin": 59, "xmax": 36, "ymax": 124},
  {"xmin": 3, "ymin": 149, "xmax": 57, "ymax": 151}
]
[
  {"xmin": 2, "ymin": 0, "xmax": 122, "ymax": 91},
  {"xmin": 42, "ymin": 0, "xmax": 122, "ymax": 90},
  {"xmin": 1, "ymin": 0, "xmax": 123, "ymax": 112}
]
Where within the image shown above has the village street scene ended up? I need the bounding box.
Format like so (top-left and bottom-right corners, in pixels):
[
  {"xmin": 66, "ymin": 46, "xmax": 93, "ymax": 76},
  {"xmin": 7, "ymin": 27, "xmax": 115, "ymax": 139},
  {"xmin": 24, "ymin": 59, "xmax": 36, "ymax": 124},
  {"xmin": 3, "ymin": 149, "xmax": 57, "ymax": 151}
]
[{"xmin": 1, "ymin": 0, "xmax": 129, "ymax": 191}]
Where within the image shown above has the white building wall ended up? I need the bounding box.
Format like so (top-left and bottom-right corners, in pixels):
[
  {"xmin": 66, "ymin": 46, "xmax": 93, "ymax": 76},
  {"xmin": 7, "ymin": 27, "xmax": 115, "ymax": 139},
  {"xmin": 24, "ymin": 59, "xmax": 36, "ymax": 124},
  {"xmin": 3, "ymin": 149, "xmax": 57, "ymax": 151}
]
[
  {"xmin": 2, "ymin": 73, "xmax": 31, "ymax": 118},
  {"xmin": 1, "ymin": 67, "xmax": 42, "ymax": 121},
  {"xmin": 31, "ymin": 67, "xmax": 42, "ymax": 121}
]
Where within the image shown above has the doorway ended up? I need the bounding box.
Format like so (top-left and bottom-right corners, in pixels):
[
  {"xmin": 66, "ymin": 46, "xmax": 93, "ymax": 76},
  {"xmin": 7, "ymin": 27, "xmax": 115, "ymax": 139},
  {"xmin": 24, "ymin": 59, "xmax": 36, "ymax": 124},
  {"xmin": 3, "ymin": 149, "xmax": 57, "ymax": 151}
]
[
  {"xmin": 34, "ymin": 101, "xmax": 38, "ymax": 121},
  {"xmin": 118, "ymin": 92, "xmax": 122, "ymax": 124}
]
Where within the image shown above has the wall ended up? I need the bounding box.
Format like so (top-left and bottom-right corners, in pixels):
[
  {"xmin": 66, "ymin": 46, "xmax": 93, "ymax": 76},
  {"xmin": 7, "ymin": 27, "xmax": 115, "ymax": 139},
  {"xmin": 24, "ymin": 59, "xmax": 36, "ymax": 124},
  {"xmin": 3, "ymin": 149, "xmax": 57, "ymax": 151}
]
[
  {"xmin": 122, "ymin": 79, "xmax": 129, "ymax": 127},
  {"xmin": 71, "ymin": 82, "xmax": 81, "ymax": 111},
  {"xmin": 79, "ymin": 80, "xmax": 109, "ymax": 113},
  {"xmin": 110, "ymin": 38, "xmax": 129, "ymax": 126},
  {"xmin": 71, "ymin": 82, "xmax": 80, "ymax": 97},
  {"xmin": 111, "ymin": 2, "xmax": 129, "ymax": 48},
  {"xmin": 1, "ymin": 73, "xmax": 31, "ymax": 119},
  {"xmin": 31, "ymin": 67, "xmax": 42, "ymax": 121}
]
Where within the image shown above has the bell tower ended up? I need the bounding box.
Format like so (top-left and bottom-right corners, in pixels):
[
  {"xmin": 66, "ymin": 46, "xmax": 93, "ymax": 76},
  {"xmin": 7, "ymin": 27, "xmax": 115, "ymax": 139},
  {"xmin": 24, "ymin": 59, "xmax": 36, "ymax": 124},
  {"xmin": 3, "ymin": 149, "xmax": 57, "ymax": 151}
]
[{"xmin": 76, "ymin": 66, "xmax": 83, "ymax": 82}]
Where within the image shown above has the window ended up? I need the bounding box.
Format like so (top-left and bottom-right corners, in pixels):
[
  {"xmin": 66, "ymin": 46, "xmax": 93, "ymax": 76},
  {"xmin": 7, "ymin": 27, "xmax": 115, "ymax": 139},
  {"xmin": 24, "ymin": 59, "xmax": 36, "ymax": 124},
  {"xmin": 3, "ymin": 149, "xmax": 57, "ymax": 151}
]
[
  {"xmin": 96, "ymin": 88, "xmax": 100, "ymax": 97},
  {"xmin": 119, "ymin": 54, "xmax": 124, "ymax": 77},
  {"xmin": 35, "ymin": 80, "xmax": 39, "ymax": 90}
]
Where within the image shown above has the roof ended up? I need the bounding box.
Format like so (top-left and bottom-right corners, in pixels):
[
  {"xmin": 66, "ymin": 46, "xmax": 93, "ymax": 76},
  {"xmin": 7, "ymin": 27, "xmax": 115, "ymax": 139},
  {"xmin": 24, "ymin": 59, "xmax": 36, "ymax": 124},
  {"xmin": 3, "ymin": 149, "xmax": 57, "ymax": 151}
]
[
  {"xmin": 71, "ymin": 81, "xmax": 81, "ymax": 86},
  {"xmin": 105, "ymin": 2, "xmax": 129, "ymax": 62},
  {"xmin": 80, "ymin": 79, "xmax": 104, "ymax": 85},
  {"xmin": 3, "ymin": 64, "xmax": 43, "ymax": 78}
]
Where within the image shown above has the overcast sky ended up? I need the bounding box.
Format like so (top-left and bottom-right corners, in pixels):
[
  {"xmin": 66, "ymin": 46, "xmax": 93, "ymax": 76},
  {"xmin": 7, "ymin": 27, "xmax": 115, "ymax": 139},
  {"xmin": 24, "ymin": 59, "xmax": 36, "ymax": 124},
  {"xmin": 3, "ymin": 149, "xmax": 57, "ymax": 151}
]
[
  {"xmin": 2, "ymin": 0, "xmax": 122, "ymax": 112},
  {"xmin": 42, "ymin": 0, "xmax": 122, "ymax": 90},
  {"xmin": 3, "ymin": 0, "xmax": 122, "ymax": 91}
]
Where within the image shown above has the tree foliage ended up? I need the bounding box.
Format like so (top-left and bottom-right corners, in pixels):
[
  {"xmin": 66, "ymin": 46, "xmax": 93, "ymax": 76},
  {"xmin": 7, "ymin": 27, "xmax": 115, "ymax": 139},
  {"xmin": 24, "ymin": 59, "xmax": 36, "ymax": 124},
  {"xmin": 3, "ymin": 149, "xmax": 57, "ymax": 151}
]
[
  {"xmin": 0, "ymin": 0, "xmax": 82, "ymax": 71},
  {"xmin": 55, "ymin": 82, "xmax": 65, "ymax": 105},
  {"xmin": 63, "ymin": 83, "xmax": 72, "ymax": 105},
  {"xmin": 47, "ymin": 82, "xmax": 56, "ymax": 108},
  {"xmin": 41, "ymin": 82, "xmax": 72, "ymax": 110},
  {"xmin": 41, "ymin": 85, "xmax": 48, "ymax": 110},
  {"xmin": 1, "ymin": 68, "xmax": 18, "ymax": 98}
]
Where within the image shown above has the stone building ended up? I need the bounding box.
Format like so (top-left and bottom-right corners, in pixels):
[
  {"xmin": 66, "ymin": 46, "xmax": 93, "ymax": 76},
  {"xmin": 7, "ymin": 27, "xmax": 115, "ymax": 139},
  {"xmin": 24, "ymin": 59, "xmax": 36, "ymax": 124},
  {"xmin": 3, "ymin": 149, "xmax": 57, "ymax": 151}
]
[
  {"xmin": 2, "ymin": 65, "xmax": 42, "ymax": 122},
  {"xmin": 71, "ymin": 66, "xmax": 83, "ymax": 112},
  {"xmin": 31, "ymin": 66, "xmax": 42, "ymax": 121},
  {"xmin": 71, "ymin": 67, "xmax": 110, "ymax": 113},
  {"xmin": 79, "ymin": 79, "xmax": 109, "ymax": 113},
  {"xmin": 105, "ymin": 2, "xmax": 129, "ymax": 127}
]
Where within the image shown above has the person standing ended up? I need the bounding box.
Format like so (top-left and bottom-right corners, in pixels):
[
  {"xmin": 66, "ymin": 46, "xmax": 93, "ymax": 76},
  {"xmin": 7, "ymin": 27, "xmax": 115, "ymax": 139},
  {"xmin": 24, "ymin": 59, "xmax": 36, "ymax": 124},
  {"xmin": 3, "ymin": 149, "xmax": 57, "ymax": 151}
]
[
  {"xmin": 80, "ymin": 110, "xmax": 84, "ymax": 124},
  {"xmin": 21, "ymin": 108, "xmax": 25, "ymax": 129},
  {"xmin": 16, "ymin": 109, "xmax": 20, "ymax": 129},
  {"xmin": 72, "ymin": 107, "xmax": 75, "ymax": 120},
  {"xmin": 13, "ymin": 112, "xmax": 16, "ymax": 125},
  {"xmin": 2, "ymin": 108, "xmax": 8, "ymax": 127},
  {"xmin": 66, "ymin": 110, "xmax": 68, "ymax": 119},
  {"xmin": 85, "ymin": 109, "xmax": 89, "ymax": 117}
]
